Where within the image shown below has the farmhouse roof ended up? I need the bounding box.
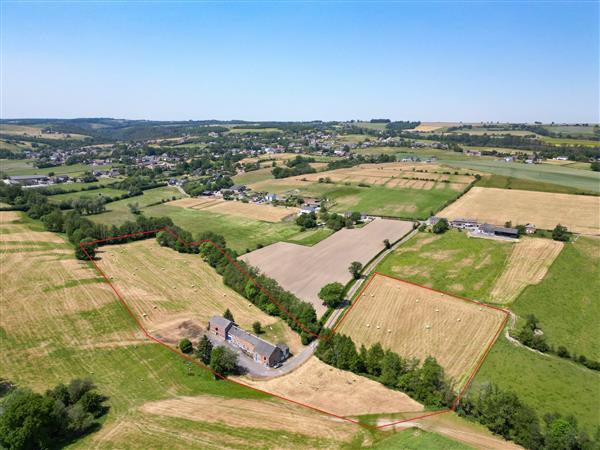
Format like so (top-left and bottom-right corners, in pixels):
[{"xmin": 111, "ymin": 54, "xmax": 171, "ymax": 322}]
[
  {"xmin": 228, "ymin": 326, "xmax": 279, "ymax": 358},
  {"xmin": 9, "ymin": 174, "xmax": 49, "ymax": 181},
  {"xmin": 209, "ymin": 316, "xmax": 233, "ymax": 331},
  {"xmin": 480, "ymin": 223, "xmax": 496, "ymax": 234}
]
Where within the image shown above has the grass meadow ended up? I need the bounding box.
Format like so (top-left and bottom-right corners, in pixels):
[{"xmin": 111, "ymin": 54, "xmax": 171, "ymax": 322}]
[
  {"xmin": 89, "ymin": 186, "xmax": 182, "ymax": 225},
  {"xmin": 48, "ymin": 187, "xmax": 128, "ymax": 203},
  {"xmin": 441, "ymin": 159, "xmax": 600, "ymax": 193},
  {"xmin": 141, "ymin": 202, "xmax": 302, "ymax": 253},
  {"xmin": 375, "ymin": 230, "xmax": 512, "ymax": 302},
  {"xmin": 474, "ymin": 338, "xmax": 599, "ymax": 434},
  {"xmin": 475, "ymin": 173, "xmax": 595, "ymax": 195},
  {"xmin": 511, "ymin": 237, "xmax": 600, "ymax": 360},
  {"xmin": 0, "ymin": 159, "xmax": 112, "ymax": 176}
]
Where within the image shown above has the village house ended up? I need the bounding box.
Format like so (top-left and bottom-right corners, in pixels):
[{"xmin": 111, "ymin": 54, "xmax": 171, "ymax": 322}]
[
  {"xmin": 207, "ymin": 316, "xmax": 289, "ymax": 367},
  {"xmin": 525, "ymin": 223, "xmax": 537, "ymax": 234},
  {"xmin": 449, "ymin": 218, "xmax": 479, "ymax": 229},
  {"xmin": 7, "ymin": 174, "xmax": 50, "ymax": 186}
]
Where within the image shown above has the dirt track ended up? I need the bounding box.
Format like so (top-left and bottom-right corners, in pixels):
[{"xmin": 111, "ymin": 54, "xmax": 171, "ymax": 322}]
[{"xmin": 240, "ymin": 218, "xmax": 414, "ymax": 317}]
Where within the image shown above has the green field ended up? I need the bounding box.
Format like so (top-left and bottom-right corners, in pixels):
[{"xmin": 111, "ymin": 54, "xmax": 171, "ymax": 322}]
[
  {"xmin": 141, "ymin": 203, "xmax": 302, "ymax": 253},
  {"xmin": 537, "ymin": 135, "xmax": 599, "ymax": 147},
  {"xmin": 511, "ymin": 237, "xmax": 600, "ymax": 360},
  {"xmin": 250, "ymin": 179, "xmax": 466, "ymax": 220},
  {"xmin": 375, "ymin": 230, "xmax": 511, "ymax": 301},
  {"xmin": 475, "ymin": 173, "xmax": 595, "ymax": 195},
  {"xmin": 48, "ymin": 187, "xmax": 128, "ymax": 203},
  {"xmin": 543, "ymin": 125, "xmax": 599, "ymax": 137},
  {"xmin": 367, "ymin": 428, "xmax": 472, "ymax": 449},
  {"xmin": 474, "ymin": 338, "xmax": 600, "ymax": 434},
  {"xmin": 89, "ymin": 186, "xmax": 182, "ymax": 225},
  {"xmin": 0, "ymin": 159, "xmax": 112, "ymax": 176},
  {"xmin": 328, "ymin": 184, "xmax": 463, "ymax": 219},
  {"xmin": 441, "ymin": 159, "xmax": 600, "ymax": 193},
  {"xmin": 0, "ymin": 216, "xmax": 350, "ymax": 450},
  {"xmin": 233, "ymin": 167, "xmax": 275, "ymax": 185},
  {"xmin": 228, "ymin": 127, "xmax": 282, "ymax": 134},
  {"xmin": 285, "ymin": 227, "xmax": 334, "ymax": 246}
]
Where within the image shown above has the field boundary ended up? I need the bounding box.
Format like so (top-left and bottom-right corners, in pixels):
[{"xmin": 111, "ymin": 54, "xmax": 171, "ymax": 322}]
[{"xmin": 79, "ymin": 228, "xmax": 509, "ymax": 430}]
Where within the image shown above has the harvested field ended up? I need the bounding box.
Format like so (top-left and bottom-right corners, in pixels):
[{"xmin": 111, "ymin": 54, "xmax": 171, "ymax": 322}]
[
  {"xmin": 242, "ymin": 357, "xmax": 423, "ymax": 417},
  {"xmin": 94, "ymin": 239, "xmax": 303, "ymax": 353},
  {"xmin": 411, "ymin": 122, "xmax": 460, "ymax": 132},
  {"xmin": 336, "ymin": 274, "xmax": 507, "ymax": 385},
  {"xmin": 240, "ymin": 218, "xmax": 414, "ymax": 317},
  {"xmin": 440, "ymin": 187, "xmax": 600, "ymax": 235},
  {"xmin": 169, "ymin": 197, "xmax": 298, "ymax": 222},
  {"xmin": 490, "ymin": 238, "xmax": 563, "ymax": 304},
  {"xmin": 0, "ymin": 211, "xmax": 20, "ymax": 222},
  {"xmin": 139, "ymin": 393, "xmax": 358, "ymax": 442}
]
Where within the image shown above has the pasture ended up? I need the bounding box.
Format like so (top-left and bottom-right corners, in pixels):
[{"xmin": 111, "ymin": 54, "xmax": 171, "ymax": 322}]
[
  {"xmin": 411, "ymin": 122, "xmax": 459, "ymax": 132},
  {"xmin": 48, "ymin": 187, "xmax": 128, "ymax": 203},
  {"xmin": 141, "ymin": 202, "xmax": 302, "ymax": 253},
  {"xmin": 0, "ymin": 123, "xmax": 89, "ymax": 140},
  {"xmin": 89, "ymin": 186, "xmax": 182, "ymax": 225},
  {"xmin": 247, "ymin": 162, "xmax": 475, "ymax": 219},
  {"xmin": 475, "ymin": 173, "xmax": 592, "ymax": 195},
  {"xmin": 0, "ymin": 159, "xmax": 113, "ymax": 176},
  {"xmin": 440, "ymin": 187, "xmax": 600, "ymax": 235},
  {"xmin": 441, "ymin": 159, "xmax": 600, "ymax": 193},
  {"xmin": 475, "ymin": 338, "xmax": 600, "ymax": 434},
  {"xmin": 94, "ymin": 239, "xmax": 303, "ymax": 353},
  {"xmin": 511, "ymin": 237, "xmax": 599, "ymax": 359},
  {"xmin": 489, "ymin": 237, "xmax": 563, "ymax": 304},
  {"xmin": 169, "ymin": 197, "xmax": 298, "ymax": 222},
  {"xmin": 542, "ymin": 124, "xmax": 599, "ymax": 137},
  {"xmin": 240, "ymin": 218, "xmax": 414, "ymax": 317},
  {"xmin": 376, "ymin": 231, "xmax": 512, "ymax": 302},
  {"xmin": 336, "ymin": 274, "xmax": 506, "ymax": 384},
  {"xmin": 0, "ymin": 213, "xmax": 368, "ymax": 449}
]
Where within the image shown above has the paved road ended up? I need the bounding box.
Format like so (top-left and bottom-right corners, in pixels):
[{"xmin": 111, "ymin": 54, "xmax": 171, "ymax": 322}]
[{"xmin": 236, "ymin": 225, "xmax": 419, "ymax": 379}]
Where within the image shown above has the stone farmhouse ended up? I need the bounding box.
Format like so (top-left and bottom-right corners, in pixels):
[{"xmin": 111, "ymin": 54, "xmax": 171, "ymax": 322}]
[{"xmin": 208, "ymin": 316, "xmax": 289, "ymax": 367}]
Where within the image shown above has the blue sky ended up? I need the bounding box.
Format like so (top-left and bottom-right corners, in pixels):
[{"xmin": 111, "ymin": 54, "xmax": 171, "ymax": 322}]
[{"xmin": 1, "ymin": 1, "xmax": 598, "ymax": 122}]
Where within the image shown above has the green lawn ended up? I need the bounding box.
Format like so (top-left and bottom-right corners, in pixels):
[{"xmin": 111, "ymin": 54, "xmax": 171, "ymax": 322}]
[
  {"xmin": 365, "ymin": 428, "xmax": 472, "ymax": 449},
  {"xmin": 233, "ymin": 167, "xmax": 275, "ymax": 185},
  {"xmin": 474, "ymin": 338, "xmax": 600, "ymax": 434},
  {"xmin": 48, "ymin": 187, "xmax": 128, "ymax": 203},
  {"xmin": 329, "ymin": 184, "xmax": 465, "ymax": 219},
  {"xmin": 375, "ymin": 230, "xmax": 512, "ymax": 302},
  {"xmin": 543, "ymin": 125, "xmax": 599, "ymax": 137},
  {"xmin": 0, "ymin": 160, "xmax": 112, "ymax": 176},
  {"xmin": 286, "ymin": 227, "xmax": 334, "ymax": 246},
  {"xmin": 89, "ymin": 186, "xmax": 182, "ymax": 225},
  {"xmin": 511, "ymin": 237, "xmax": 600, "ymax": 360},
  {"xmin": 475, "ymin": 173, "xmax": 595, "ymax": 195},
  {"xmin": 441, "ymin": 159, "xmax": 600, "ymax": 193},
  {"xmin": 140, "ymin": 203, "xmax": 301, "ymax": 253},
  {"xmin": 537, "ymin": 135, "xmax": 599, "ymax": 147}
]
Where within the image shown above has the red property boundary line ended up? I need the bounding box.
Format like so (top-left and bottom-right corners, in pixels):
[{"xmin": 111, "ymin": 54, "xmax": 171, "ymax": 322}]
[{"xmin": 80, "ymin": 227, "xmax": 510, "ymax": 430}]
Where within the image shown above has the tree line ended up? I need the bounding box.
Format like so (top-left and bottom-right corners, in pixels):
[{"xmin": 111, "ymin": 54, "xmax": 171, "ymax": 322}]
[
  {"xmin": 155, "ymin": 230, "xmax": 321, "ymax": 344},
  {"xmin": 315, "ymin": 329, "xmax": 453, "ymax": 408},
  {"xmin": 272, "ymin": 156, "xmax": 317, "ymax": 179},
  {"xmin": 513, "ymin": 314, "xmax": 599, "ymax": 372},
  {"xmin": 0, "ymin": 379, "xmax": 109, "ymax": 450}
]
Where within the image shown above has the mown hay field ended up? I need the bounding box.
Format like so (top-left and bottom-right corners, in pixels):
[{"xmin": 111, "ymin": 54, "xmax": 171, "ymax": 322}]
[
  {"xmin": 336, "ymin": 274, "xmax": 507, "ymax": 385},
  {"xmin": 440, "ymin": 187, "xmax": 600, "ymax": 234},
  {"xmin": 0, "ymin": 213, "xmax": 364, "ymax": 449},
  {"xmin": 169, "ymin": 197, "xmax": 298, "ymax": 222},
  {"xmin": 489, "ymin": 237, "xmax": 563, "ymax": 304},
  {"xmin": 241, "ymin": 357, "xmax": 423, "ymax": 419},
  {"xmin": 94, "ymin": 239, "xmax": 303, "ymax": 353}
]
